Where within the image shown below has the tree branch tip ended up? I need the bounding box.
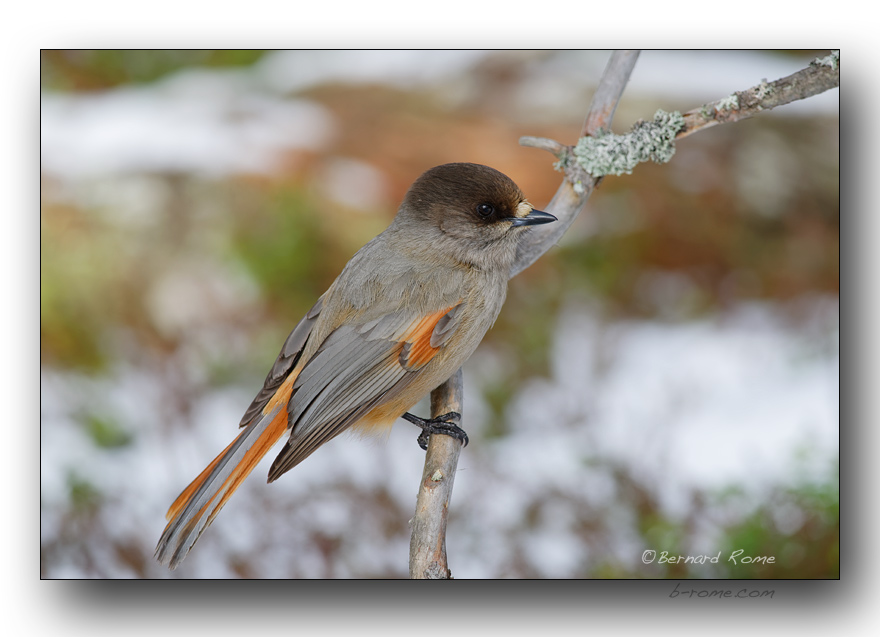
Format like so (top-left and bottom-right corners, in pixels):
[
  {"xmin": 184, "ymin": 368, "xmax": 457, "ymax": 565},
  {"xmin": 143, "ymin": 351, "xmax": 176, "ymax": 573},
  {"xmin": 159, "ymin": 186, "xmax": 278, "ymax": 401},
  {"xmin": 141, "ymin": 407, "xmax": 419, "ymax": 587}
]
[
  {"xmin": 812, "ymin": 50, "xmax": 840, "ymax": 70},
  {"xmin": 519, "ymin": 135, "xmax": 568, "ymax": 158}
]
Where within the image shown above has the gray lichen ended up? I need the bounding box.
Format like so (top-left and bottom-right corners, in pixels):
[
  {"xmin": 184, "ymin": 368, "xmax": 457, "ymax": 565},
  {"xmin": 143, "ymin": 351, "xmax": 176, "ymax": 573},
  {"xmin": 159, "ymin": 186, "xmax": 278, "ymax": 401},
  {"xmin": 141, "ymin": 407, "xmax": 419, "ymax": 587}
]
[
  {"xmin": 754, "ymin": 79, "xmax": 774, "ymax": 100},
  {"xmin": 570, "ymin": 109, "xmax": 685, "ymax": 177},
  {"xmin": 716, "ymin": 94, "xmax": 740, "ymax": 111}
]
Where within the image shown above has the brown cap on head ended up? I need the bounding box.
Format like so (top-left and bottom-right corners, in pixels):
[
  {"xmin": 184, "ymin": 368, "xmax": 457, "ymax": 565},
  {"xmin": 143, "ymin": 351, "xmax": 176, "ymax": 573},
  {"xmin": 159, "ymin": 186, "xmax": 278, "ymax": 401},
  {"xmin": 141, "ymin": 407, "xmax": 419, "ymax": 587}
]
[
  {"xmin": 400, "ymin": 163, "xmax": 556, "ymax": 230},
  {"xmin": 389, "ymin": 163, "xmax": 555, "ymax": 272}
]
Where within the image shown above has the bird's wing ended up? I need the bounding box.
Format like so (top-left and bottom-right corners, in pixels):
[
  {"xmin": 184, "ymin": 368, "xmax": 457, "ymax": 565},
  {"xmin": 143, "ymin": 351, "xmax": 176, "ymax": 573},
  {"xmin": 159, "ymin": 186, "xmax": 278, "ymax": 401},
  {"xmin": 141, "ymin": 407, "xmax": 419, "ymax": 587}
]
[
  {"xmin": 237, "ymin": 296, "xmax": 324, "ymax": 428},
  {"xmin": 267, "ymin": 301, "xmax": 465, "ymax": 481}
]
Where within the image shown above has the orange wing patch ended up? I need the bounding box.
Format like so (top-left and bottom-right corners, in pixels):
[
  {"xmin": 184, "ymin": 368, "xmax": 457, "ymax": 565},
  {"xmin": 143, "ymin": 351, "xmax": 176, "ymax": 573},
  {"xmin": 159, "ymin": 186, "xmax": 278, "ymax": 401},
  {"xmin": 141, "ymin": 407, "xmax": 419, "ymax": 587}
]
[{"xmin": 398, "ymin": 305, "xmax": 457, "ymax": 370}]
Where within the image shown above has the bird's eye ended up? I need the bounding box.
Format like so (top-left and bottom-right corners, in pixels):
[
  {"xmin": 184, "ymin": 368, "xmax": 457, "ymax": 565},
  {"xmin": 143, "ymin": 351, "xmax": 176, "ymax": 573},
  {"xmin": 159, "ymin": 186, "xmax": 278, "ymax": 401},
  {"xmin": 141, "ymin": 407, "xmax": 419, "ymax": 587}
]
[{"xmin": 476, "ymin": 203, "xmax": 494, "ymax": 217}]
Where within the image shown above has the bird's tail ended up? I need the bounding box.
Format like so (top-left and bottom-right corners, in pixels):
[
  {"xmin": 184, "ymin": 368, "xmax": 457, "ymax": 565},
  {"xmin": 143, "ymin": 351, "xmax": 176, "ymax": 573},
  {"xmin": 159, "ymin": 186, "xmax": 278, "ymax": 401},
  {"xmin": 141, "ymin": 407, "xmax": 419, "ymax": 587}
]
[{"xmin": 155, "ymin": 399, "xmax": 291, "ymax": 570}]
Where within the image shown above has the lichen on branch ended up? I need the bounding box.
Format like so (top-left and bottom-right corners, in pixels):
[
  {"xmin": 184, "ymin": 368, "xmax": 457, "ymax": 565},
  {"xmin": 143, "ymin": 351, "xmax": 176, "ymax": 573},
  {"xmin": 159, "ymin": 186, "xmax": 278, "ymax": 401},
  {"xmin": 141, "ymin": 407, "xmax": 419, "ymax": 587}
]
[{"xmin": 561, "ymin": 109, "xmax": 685, "ymax": 182}]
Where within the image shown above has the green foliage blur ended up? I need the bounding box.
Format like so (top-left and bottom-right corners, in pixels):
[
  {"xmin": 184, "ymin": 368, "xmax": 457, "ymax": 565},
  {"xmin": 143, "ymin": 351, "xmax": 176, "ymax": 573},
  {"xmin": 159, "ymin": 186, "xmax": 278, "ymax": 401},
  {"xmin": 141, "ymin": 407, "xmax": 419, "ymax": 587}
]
[
  {"xmin": 228, "ymin": 186, "xmax": 339, "ymax": 318},
  {"xmin": 41, "ymin": 50, "xmax": 267, "ymax": 90},
  {"xmin": 720, "ymin": 463, "xmax": 839, "ymax": 579}
]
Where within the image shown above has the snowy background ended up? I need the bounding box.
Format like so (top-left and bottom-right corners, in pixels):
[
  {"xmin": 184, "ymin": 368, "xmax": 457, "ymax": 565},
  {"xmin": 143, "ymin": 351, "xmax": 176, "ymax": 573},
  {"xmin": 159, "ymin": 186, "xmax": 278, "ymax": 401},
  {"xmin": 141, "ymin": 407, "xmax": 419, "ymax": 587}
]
[{"xmin": 40, "ymin": 50, "xmax": 839, "ymax": 579}]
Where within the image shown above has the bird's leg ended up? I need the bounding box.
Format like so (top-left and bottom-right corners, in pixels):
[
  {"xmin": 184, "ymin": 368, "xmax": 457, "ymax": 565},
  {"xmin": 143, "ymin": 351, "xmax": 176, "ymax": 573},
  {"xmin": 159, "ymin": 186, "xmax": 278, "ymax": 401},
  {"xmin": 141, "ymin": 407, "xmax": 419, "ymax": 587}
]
[{"xmin": 401, "ymin": 411, "xmax": 468, "ymax": 450}]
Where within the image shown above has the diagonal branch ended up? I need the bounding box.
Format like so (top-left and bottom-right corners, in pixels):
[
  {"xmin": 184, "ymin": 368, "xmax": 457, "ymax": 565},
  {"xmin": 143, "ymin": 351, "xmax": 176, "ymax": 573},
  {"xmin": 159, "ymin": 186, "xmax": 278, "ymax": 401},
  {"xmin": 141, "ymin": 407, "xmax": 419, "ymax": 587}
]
[
  {"xmin": 521, "ymin": 50, "xmax": 839, "ymax": 181},
  {"xmin": 677, "ymin": 50, "xmax": 839, "ymax": 139},
  {"xmin": 511, "ymin": 50, "xmax": 640, "ymax": 277}
]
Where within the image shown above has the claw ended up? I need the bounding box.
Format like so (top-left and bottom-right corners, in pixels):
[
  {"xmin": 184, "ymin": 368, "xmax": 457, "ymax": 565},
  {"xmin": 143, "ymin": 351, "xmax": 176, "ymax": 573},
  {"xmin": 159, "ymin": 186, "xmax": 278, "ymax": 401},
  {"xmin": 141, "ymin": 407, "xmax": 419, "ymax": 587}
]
[{"xmin": 402, "ymin": 411, "xmax": 469, "ymax": 450}]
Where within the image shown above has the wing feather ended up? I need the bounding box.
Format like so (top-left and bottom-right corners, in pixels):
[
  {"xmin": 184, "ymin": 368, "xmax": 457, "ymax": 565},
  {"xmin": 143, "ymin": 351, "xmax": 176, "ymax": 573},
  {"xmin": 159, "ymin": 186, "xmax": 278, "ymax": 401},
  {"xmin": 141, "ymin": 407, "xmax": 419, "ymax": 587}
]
[
  {"xmin": 238, "ymin": 296, "xmax": 323, "ymax": 428},
  {"xmin": 266, "ymin": 302, "xmax": 462, "ymax": 481}
]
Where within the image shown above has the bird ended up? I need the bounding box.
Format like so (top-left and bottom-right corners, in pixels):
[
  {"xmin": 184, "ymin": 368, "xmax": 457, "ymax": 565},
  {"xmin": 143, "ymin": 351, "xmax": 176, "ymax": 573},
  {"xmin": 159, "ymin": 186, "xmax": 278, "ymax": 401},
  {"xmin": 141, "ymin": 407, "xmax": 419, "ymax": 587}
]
[{"xmin": 155, "ymin": 162, "xmax": 556, "ymax": 569}]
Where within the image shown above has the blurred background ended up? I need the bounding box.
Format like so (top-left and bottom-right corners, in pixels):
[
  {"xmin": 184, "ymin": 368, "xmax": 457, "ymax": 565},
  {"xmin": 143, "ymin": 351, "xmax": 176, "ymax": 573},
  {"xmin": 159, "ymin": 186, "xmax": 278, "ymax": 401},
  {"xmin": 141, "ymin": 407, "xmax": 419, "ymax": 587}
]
[{"xmin": 40, "ymin": 50, "xmax": 838, "ymax": 579}]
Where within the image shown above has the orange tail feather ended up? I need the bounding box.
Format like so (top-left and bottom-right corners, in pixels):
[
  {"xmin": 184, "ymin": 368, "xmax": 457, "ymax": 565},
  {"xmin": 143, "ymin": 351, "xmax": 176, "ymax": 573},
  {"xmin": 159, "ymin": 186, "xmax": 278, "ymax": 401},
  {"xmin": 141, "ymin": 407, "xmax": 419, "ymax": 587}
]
[{"xmin": 156, "ymin": 375, "xmax": 296, "ymax": 569}]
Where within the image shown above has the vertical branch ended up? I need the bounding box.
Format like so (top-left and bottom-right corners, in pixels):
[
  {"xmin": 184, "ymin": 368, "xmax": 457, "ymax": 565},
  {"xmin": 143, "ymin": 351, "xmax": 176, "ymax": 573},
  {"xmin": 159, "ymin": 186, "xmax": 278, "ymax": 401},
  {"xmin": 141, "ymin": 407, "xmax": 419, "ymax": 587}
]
[
  {"xmin": 409, "ymin": 49, "xmax": 837, "ymax": 578},
  {"xmin": 409, "ymin": 51, "xmax": 641, "ymax": 578},
  {"xmin": 581, "ymin": 50, "xmax": 641, "ymax": 137},
  {"xmin": 409, "ymin": 369, "xmax": 463, "ymax": 579}
]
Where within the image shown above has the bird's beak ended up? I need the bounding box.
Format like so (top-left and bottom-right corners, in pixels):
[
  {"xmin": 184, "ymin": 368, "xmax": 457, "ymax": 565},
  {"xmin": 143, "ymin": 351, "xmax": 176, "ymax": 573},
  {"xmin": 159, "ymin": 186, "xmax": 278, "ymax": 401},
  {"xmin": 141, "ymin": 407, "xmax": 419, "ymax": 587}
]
[{"xmin": 507, "ymin": 209, "xmax": 557, "ymax": 227}]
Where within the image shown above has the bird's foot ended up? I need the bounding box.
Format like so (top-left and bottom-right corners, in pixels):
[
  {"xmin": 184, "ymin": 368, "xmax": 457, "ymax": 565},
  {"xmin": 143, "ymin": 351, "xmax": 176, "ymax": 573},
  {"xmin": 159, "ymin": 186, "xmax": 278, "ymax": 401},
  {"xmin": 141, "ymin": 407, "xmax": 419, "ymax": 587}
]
[{"xmin": 402, "ymin": 411, "xmax": 468, "ymax": 450}]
